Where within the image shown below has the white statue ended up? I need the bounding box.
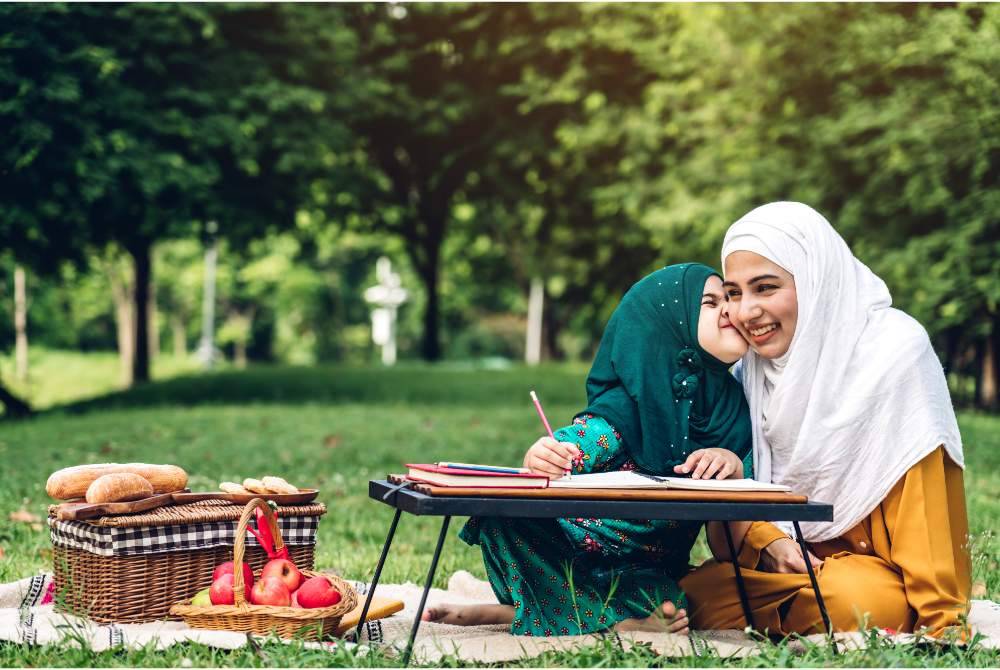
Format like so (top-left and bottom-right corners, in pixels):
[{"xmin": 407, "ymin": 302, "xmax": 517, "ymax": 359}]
[{"xmin": 364, "ymin": 257, "xmax": 408, "ymax": 365}]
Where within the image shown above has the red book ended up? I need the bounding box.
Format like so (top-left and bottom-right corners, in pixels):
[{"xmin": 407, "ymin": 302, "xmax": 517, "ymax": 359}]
[{"xmin": 405, "ymin": 464, "xmax": 549, "ymax": 489}]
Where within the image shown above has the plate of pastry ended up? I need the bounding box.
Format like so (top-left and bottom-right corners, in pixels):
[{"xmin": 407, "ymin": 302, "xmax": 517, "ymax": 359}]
[{"xmin": 172, "ymin": 476, "xmax": 319, "ymax": 505}]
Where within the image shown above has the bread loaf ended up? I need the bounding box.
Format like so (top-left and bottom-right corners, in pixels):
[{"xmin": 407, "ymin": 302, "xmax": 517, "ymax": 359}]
[
  {"xmin": 46, "ymin": 463, "xmax": 188, "ymax": 500},
  {"xmin": 85, "ymin": 473, "xmax": 155, "ymax": 504}
]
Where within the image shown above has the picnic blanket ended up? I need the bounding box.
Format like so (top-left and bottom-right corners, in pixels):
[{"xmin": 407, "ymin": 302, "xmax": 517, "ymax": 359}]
[{"xmin": 2, "ymin": 571, "xmax": 998, "ymax": 664}]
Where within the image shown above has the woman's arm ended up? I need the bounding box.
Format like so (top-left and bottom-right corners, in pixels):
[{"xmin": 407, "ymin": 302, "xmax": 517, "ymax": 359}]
[
  {"xmin": 706, "ymin": 520, "xmax": 822, "ymax": 571},
  {"xmin": 706, "ymin": 520, "xmax": 752, "ymax": 561}
]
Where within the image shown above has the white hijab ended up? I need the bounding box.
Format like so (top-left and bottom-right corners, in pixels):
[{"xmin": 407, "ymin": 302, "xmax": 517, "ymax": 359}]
[{"xmin": 723, "ymin": 202, "xmax": 964, "ymax": 542}]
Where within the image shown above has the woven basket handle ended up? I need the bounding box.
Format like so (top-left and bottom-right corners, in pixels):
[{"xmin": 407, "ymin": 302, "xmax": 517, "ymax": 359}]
[{"xmin": 231, "ymin": 498, "xmax": 286, "ymax": 606}]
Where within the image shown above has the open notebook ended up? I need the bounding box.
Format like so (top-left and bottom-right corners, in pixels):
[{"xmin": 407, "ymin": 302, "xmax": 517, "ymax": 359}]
[{"xmin": 548, "ymin": 471, "xmax": 791, "ymax": 492}]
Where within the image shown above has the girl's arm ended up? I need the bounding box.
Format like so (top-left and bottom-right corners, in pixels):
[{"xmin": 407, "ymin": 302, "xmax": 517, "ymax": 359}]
[{"xmin": 523, "ymin": 414, "xmax": 627, "ymax": 477}]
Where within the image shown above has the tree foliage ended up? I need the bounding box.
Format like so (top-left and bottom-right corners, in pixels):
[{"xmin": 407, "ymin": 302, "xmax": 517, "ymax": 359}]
[{"xmin": 2, "ymin": 3, "xmax": 998, "ymax": 411}]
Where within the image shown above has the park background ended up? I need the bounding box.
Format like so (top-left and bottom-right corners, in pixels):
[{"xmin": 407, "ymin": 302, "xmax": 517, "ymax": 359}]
[{"xmin": 0, "ymin": 3, "xmax": 998, "ymax": 666}]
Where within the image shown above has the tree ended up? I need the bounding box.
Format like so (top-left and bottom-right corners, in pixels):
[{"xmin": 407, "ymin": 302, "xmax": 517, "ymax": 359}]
[
  {"xmin": 1, "ymin": 3, "xmax": 360, "ymax": 388},
  {"xmin": 709, "ymin": 4, "xmax": 1000, "ymax": 407}
]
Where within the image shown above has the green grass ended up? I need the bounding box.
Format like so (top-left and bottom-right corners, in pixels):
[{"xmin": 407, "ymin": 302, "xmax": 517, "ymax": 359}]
[
  {"xmin": 0, "ymin": 356, "xmax": 997, "ymax": 666},
  {"xmin": 0, "ymin": 347, "xmax": 201, "ymax": 410}
]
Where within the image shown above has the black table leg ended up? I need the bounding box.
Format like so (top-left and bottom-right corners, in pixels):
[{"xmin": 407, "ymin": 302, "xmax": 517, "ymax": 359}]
[
  {"xmin": 402, "ymin": 515, "xmax": 451, "ymax": 667},
  {"xmin": 355, "ymin": 508, "xmax": 402, "ymax": 643},
  {"xmin": 792, "ymin": 521, "xmax": 833, "ymax": 637},
  {"xmin": 722, "ymin": 521, "xmax": 756, "ymax": 630}
]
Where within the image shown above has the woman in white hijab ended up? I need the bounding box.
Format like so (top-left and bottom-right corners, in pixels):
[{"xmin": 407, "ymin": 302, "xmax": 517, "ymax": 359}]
[{"xmin": 680, "ymin": 202, "xmax": 970, "ymax": 637}]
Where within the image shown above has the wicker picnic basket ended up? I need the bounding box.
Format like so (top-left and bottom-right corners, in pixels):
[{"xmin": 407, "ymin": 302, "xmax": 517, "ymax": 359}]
[
  {"xmin": 169, "ymin": 498, "xmax": 357, "ymax": 639},
  {"xmin": 49, "ymin": 499, "xmax": 323, "ymax": 624}
]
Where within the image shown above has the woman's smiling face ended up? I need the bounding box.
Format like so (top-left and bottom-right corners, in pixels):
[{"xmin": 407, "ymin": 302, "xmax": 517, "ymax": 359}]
[
  {"xmin": 723, "ymin": 251, "xmax": 798, "ymax": 358},
  {"xmin": 697, "ymin": 275, "xmax": 749, "ymax": 364}
]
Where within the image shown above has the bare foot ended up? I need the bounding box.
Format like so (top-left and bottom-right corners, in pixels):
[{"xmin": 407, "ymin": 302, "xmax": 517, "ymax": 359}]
[
  {"xmin": 421, "ymin": 603, "xmax": 515, "ymax": 626},
  {"xmin": 614, "ymin": 601, "xmax": 689, "ymax": 635}
]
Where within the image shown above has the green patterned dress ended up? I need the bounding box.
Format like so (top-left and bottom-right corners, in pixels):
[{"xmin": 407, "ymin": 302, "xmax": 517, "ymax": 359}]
[{"xmin": 459, "ymin": 413, "xmax": 702, "ymax": 637}]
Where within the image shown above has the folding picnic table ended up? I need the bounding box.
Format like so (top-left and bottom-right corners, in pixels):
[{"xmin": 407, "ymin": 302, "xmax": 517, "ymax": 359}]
[{"xmin": 358, "ymin": 479, "xmax": 834, "ymax": 665}]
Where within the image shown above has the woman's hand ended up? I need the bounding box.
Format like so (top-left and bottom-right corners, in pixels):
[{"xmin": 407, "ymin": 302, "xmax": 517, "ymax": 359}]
[
  {"xmin": 758, "ymin": 537, "xmax": 823, "ymax": 574},
  {"xmin": 673, "ymin": 448, "xmax": 743, "ymax": 479},
  {"xmin": 523, "ymin": 436, "xmax": 580, "ymax": 478}
]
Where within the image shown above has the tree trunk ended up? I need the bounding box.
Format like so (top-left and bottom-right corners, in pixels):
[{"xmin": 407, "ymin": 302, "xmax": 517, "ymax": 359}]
[
  {"xmin": 408, "ymin": 227, "xmax": 443, "ymax": 362},
  {"xmin": 107, "ymin": 262, "xmax": 134, "ymax": 388},
  {"xmin": 231, "ymin": 308, "xmax": 255, "ymax": 369},
  {"xmin": 420, "ymin": 256, "xmax": 441, "ymax": 361},
  {"xmin": 129, "ymin": 239, "xmax": 152, "ymax": 383},
  {"xmin": 0, "ymin": 378, "xmax": 31, "ymax": 419},
  {"xmin": 171, "ymin": 314, "xmax": 187, "ymax": 359},
  {"xmin": 198, "ymin": 237, "xmax": 219, "ymax": 369},
  {"xmin": 235, "ymin": 339, "xmax": 247, "ymax": 369},
  {"xmin": 147, "ymin": 276, "xmax": 159, "ymax": 362},
  {"xmin": 980, "ymin": 317, "xmax": 999, "ymax": 410},
  {"xmin": 13, "ymin": 265, "xmax": 28, "ymax": 382},
  {"xmin": 992, "ymin": 314, "xmax": 1000, "ymax": 409},
  {"xmin": 525, "ymin": 277, "xmax": 544, "ymax": 366},
  {"xmin": 543, "ymin": 303, "xmax": 564, "ymax": 361}
]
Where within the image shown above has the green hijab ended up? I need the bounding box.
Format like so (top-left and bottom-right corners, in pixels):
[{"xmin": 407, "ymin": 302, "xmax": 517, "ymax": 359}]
[{"xmin": 582, "ymin": 263, "xmax": 751, "ymax": 475}]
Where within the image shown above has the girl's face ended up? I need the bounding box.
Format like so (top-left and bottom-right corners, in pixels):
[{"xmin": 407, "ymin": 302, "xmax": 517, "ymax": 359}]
[
  {"xmin": 697, "ymin": 275, "xmax": 748, "ymax": 364},
  {"xmin": 722, "ymin": 251, "xmax": 798, "ymax": 359}
]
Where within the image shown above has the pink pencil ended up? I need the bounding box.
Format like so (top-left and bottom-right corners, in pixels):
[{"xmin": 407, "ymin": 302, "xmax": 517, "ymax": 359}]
[{"xmin": 530, "ymin": 390, "xmax": 570, "ymax": 479}]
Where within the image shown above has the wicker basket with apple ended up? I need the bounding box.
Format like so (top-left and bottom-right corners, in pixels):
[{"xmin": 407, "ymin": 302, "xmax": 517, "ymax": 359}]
[{"xmin": 169, "ymin": 498, "xmax": 356, "ymax": 639}]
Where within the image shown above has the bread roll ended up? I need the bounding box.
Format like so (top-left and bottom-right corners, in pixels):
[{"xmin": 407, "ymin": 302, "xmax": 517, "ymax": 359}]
[
  {"xmin": 46, "ymin": 463, "xmax": 188, "ymax": 500},
  {"xmin": 242, "ymin": 478, "xmax": 269, "ymax": 494},
  {"xmin": 261, "ymin": 476, "xmax": 298, "ymax": 494},
  {"xmin": 219, "ymin": 482, "xmax": 252, "ymax": 495},
  {"xmin": 85, "ymin": 473, "xmax": 155, "ymax": 504}
]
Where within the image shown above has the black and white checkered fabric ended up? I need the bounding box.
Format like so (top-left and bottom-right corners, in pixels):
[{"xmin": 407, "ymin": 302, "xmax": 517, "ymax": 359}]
[{"xmin": 48, "ymin": 516, "xmax": 319, "ymax": 557}]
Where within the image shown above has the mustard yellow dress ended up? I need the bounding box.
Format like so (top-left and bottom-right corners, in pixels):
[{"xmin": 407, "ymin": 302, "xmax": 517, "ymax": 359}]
[{"xmin": 680, "ymin": 447, "xmax": 970, "ymax": 636}]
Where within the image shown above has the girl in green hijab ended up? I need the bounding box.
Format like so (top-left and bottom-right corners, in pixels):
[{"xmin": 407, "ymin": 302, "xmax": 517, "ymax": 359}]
[{"xmin": 425, "ymin": 263, "xmax": 752, "ymax": 636}]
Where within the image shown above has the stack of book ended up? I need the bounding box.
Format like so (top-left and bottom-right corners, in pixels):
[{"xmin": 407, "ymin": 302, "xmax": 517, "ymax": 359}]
[
  {"xmin": 404, "ymin": 462, "xmax": 792, "ymax": 492},
  {"xmin": 405, "ymin": 462, "xmax": 549, "ymax": 489}
]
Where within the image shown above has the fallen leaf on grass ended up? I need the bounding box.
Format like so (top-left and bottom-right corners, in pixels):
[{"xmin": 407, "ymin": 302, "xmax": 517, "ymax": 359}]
[
  {"xmin": 323, "ymin": 434, "xmax": 341, "ymax": 449},
  {"xmin": 9, "ymin": 510, "xmax": 41, "ymax": 524},
  {"xmin": 971, "ymin": 581, "xmax": 987, "ymax": 598},
  {"xmin": 0, "ymin": 546, "xmax": 5, "ymax": 559}
]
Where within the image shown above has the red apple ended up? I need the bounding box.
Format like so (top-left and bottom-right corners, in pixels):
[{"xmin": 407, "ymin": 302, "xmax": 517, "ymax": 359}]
[
  {"xmin": 296, "ymin": 575, "xmax": 342, "ymax": 609},
  {"xmin": 260, "ymin": 558, "xmax": 302, "ymax": 593},
  {"xmin": 291, "ymin": 590, "xmax": 301, "ymax": 608},
  {"xmin": 249, "ymin": 576, "xmax": 291, "ymax": 606},
  {"xmin": 209, "ymin": 573, "xmax": 235, "ymax": 605},
  {"xmin": 213, "ymin": 561, "xmax": 254, "ymax": 590}
]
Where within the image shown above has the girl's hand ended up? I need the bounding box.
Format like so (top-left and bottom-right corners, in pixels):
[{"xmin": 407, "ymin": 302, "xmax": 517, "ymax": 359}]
[
  {"xmin": 523, "ymin": 436, "xmax": 580, "ymax": 478},
  {"xmin": 673, "ymin": 448, "xmax": 743, "ymax": 479},
  {"xmin": 759, "ymin": 537, "xmax": 824, "ymax": 574}
]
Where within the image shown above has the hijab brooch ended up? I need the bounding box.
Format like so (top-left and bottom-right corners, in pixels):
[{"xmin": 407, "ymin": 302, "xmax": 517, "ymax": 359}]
[{"xmin": 672, "ymin": 348, "xmax": 703, "ymax": 399}]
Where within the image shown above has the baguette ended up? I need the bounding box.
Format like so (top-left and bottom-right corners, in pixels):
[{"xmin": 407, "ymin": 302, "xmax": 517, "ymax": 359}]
[
  {"xmin": 46, "ymin": 463, "xmax": 188, "ymax": 500},
  {"xmin": 85, "ymin": 473, "xmax": 155, "ymax": 504}
]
